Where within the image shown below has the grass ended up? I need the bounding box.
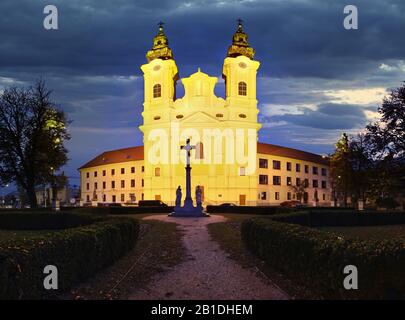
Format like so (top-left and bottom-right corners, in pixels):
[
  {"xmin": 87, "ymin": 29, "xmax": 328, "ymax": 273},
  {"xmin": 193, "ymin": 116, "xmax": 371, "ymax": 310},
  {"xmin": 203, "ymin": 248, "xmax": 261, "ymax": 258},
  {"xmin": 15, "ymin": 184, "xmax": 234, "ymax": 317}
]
[
  {"xmin": 207, "ymin": 213, "xmax": 318, "ymax": 299},
  {"xmin": 60, "ymin": 217, "xmax": 185, "ymax": 300},
  {"xmin": 318, "ymin": 225, "xmax": 405, "ymax": 241}
]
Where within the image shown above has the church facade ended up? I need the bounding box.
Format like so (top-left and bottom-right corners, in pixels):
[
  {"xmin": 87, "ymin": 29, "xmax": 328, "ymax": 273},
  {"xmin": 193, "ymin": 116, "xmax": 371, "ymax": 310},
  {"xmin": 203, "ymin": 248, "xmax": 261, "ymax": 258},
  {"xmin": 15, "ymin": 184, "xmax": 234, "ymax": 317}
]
[{"xmin": 79, "ymin": 23, "xmax": 331, "ymax": 206}]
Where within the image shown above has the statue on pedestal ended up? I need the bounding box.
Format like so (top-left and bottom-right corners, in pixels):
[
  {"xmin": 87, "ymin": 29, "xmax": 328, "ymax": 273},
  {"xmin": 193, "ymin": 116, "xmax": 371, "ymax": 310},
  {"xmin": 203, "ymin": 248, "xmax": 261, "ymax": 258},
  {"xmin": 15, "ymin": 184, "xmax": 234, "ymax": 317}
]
[
  {"xmin": 175, "ymin": 186, "xmax": 182, "ymax": 207},
  {"xmin": 196, "ymin": 186, "xmax": 202, "ymax": 208}
]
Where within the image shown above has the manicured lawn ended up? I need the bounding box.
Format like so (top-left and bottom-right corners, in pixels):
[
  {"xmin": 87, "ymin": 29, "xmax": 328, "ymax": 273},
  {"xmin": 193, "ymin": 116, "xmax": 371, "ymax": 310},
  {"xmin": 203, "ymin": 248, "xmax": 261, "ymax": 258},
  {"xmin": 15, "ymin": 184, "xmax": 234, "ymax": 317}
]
[{"xmin": 319, "ymin": 225, "xmax": 405, "ymax": 241}]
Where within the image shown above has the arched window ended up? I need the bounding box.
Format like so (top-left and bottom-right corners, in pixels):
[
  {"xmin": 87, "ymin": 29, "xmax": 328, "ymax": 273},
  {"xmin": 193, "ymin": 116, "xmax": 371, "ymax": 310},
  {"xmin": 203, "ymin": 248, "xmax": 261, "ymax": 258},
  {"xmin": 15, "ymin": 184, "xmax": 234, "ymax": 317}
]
[
  {"xmin": 238, "ymin": 82, "xmax": 247, "ymax": 96},
  {"xmin": 195, "ymin": 142, "xmax": 204, "ymax": 159},
  {"xmin": 153, "ymin": 84, "xmax": 161, "ymax": 98}
]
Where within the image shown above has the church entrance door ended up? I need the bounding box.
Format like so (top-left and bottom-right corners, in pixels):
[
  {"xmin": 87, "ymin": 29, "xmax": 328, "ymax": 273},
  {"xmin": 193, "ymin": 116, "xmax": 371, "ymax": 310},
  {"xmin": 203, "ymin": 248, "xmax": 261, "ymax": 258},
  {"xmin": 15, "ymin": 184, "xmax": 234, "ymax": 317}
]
[{"xmin": 239, "ymin": 194, "xmax": 246, "ymax": 205}]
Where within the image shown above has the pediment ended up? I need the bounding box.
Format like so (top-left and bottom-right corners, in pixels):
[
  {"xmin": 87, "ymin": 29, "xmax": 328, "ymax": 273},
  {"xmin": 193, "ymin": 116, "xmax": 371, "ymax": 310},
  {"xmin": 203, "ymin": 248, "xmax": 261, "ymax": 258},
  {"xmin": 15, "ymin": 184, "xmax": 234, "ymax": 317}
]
[{"xmin": 180, "ymin": 111, "xmax": 221, "ymax": 124}]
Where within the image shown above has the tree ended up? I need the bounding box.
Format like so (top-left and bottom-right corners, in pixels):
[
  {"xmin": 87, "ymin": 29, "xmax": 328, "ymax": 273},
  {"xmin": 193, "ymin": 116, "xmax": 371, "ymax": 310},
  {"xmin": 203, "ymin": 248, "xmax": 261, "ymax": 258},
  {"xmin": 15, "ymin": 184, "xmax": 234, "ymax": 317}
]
[
  {"xmin": 366, "ymin": 82, "xmax": 405, "ymax": 204},
  {"xmin": 330, "ymin": 133, "xmax": 373, "ymax": 207},
  {"xmin": 347, "ymin": 134, "xmax": 373, "ymax": 204},
  {"xmin": 0, "ymin": 80, "xmax": 70, "ymax": 208},
  {"xmin": 290, "ymin": 182, "xmax": 308, "ymax": 204},
  {"xmin": 330, "ymin": 133, "xmax": 351, "ymax": 207},
  {"xmin": 366, "ymin": 82, "xmax": 405, "ymax": 158}
]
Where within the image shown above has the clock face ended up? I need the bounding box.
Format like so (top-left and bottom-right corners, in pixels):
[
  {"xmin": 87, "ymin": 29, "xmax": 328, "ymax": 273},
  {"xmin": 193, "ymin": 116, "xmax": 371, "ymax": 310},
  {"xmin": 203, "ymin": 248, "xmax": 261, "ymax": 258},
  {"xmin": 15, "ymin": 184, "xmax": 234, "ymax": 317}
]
[
  {"xmin": 153, "ymin": 65, "xmax": 161, "ymax": 71},
  {"xmin": 239, "ymin": 62, "xmax": 247, "ymax": 69}
]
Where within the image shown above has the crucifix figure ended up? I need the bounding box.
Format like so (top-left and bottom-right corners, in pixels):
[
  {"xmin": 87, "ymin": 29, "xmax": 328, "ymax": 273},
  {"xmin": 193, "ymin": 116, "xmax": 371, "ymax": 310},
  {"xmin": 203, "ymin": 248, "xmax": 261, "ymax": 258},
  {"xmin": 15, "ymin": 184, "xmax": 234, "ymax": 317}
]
[
  {"xmin": 180, "ymin": 138, "xmax": 196, "ymax": 207},
  {"xmin": 181, "ymin": 138, "xmax": 195, "ymax": 167}
]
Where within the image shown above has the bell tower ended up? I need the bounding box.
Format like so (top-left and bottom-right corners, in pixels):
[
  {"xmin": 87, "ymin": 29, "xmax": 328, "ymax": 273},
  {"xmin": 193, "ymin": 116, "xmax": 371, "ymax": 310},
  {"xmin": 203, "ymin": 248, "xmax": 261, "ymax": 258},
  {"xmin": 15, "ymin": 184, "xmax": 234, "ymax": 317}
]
[
  {"xmin": 222, "ymin": 20, "xmax": 260, "ymax": 110},
  {"xmin": 141, "ymin": 22, "xmax": 179, "ymax": 111},
  {"xmin": 140, "ymin": 23, "xmax": 179, "ymax": 202}
]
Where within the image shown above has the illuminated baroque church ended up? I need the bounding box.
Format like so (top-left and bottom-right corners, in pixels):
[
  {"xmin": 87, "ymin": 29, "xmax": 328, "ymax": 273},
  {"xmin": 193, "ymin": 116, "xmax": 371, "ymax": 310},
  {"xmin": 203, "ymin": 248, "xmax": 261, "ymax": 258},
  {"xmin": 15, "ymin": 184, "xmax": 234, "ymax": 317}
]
[{"xmin": 79, "ymin": 22, "xmax": 331, "ymax": 206}]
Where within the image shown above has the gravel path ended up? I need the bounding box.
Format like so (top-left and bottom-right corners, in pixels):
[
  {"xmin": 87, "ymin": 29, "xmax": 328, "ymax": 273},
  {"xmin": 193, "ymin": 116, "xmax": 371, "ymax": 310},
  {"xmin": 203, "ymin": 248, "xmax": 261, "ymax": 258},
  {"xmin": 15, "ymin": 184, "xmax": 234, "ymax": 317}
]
[{"xmin": 129, "ymin": 214, "xmax": 289, "ymax": 300}]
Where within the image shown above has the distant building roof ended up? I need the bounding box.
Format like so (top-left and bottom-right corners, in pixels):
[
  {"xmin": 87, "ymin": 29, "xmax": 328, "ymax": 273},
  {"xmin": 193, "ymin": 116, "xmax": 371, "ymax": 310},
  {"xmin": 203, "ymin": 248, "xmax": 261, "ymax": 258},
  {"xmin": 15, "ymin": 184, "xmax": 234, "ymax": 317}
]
[
  {"xmin": 257, "ymin": 143, "xmax": 329, "ymax": 165},
  {"xmin": 79, "ymin": 143, "xmax": 328, "ymax": 170},
  {"xmin": 79, "ymin": 146, "xmax": 144, "ymax": 169}
]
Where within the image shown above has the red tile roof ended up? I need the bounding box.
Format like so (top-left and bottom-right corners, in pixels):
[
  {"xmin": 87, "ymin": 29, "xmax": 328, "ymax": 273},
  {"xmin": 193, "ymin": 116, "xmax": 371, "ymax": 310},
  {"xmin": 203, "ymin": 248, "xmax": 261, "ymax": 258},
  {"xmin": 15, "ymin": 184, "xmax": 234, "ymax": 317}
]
[
  {"xmin": 258, "ymin": 143, "xmax": 329, "ymax": 165},
  {"xmin": 79, "ymin": 146, "xmax": 144, "ymax": 169},
  {"xmin": 79, "ymin": 143, "xmax": 328, "ymax": 169}
]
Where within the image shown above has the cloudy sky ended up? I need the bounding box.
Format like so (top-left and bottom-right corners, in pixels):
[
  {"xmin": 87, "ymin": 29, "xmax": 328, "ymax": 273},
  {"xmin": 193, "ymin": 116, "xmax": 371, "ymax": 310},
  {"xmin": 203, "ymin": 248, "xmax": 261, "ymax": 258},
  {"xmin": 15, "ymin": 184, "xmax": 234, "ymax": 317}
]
[{"xmin": 0, "ymin": 0, "xmax": 404, "ymax": 192}]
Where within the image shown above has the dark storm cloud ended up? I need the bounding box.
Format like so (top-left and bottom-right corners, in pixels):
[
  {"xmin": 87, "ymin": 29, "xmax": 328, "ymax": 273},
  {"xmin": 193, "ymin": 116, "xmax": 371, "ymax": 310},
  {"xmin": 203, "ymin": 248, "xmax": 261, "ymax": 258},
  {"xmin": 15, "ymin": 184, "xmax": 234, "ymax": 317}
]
[
  {"xmin": 1, "ymin": 0, "xmax": 405, "ymax": 78},
  {"xmin": 268, "ymin": 103, "xmax": 369, "ymax": 130}
]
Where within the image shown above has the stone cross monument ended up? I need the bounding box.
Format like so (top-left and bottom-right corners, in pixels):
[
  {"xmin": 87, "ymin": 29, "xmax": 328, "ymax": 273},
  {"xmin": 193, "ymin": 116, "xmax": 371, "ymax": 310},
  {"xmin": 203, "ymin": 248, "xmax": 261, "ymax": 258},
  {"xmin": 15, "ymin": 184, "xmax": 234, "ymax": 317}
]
[{"xmin": 170, "ymin": 139, "xmax": 208, "ymax": 217}]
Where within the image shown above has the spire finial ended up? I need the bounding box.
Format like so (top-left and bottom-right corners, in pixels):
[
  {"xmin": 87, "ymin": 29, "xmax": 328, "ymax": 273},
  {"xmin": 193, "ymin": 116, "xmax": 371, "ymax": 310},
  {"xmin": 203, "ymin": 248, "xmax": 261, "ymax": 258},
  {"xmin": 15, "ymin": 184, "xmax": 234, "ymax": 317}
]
[
  {"xmin": 226, "ymin": 19, "xmax": 255, "ymax": 59},
  {"xmin": 237, "ymin": 18, "xmax": 243, "ymax": 30},
  {"xmin": 146, "ymin": 22, "xmax": 174, "ymax": 62}
]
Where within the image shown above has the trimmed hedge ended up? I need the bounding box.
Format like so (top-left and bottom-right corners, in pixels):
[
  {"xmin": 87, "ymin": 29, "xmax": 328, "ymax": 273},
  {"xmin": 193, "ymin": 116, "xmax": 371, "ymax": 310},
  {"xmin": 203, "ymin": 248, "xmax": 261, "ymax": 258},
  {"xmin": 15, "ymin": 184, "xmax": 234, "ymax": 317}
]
[
  {"xmin": 0, "ymin": 213, "xmax": 139, "ymax": 299},
  {"xmin": 242, "ymin": 217, "xmax": 405, "ymax": 299},
  {"xmin": 64, "ymin": 206, "xmax": 174, "ymax": 215},
  {"xmin": 0, "ymin": 212, "xmax": 97, "ymax": 230},
  {"xmin": 206, "ymin": 205, "xmax": 294, "ymax": 215},
  {"xmin": 271, "ymin": 210, "xmax": 405, "ymax": 227}
]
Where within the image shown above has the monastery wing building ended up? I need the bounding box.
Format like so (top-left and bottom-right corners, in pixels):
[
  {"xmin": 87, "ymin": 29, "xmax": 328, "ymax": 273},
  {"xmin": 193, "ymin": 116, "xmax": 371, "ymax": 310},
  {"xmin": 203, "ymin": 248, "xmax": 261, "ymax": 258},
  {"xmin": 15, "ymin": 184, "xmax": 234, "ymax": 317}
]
[{"xmin": 79, "ymin": 22, "xmax": 331, "ymax": 207}]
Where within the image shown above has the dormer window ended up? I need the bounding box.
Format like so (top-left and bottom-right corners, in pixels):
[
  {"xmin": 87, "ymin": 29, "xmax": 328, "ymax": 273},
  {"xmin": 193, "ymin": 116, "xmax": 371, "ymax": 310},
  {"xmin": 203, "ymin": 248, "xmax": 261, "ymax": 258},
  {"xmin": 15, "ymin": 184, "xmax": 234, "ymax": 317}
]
[
  {"xmin": 238, "ymin": 82, "xmax": 247, "ymax": 96},
  {"xmin": 153, "ymin": 84, "xmax": 161, "ymax": 98}
]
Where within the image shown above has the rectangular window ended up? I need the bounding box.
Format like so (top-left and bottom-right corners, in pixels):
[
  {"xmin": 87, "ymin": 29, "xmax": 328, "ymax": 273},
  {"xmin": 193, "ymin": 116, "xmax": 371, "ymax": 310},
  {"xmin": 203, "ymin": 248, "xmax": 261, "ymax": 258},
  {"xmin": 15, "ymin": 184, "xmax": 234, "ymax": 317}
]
[
  {"xmin": 131, "ymin": 179, "xmax": 135, "ymax": 188},
  {"xmin": 296, "ymin": 163, "xmax": 301, "ymax": 172},
  {"xmin": 313, "ymin": 166, "xmax": 318, "ymax": 175},
  {"xmin": 323, "ymin": 194, "xmax": 326, "ymax": 201},
  {"xmin": 103, "ymin": 181, "xmax": 106, "ymax": 189},
  {"xmin": 322, "ymin": 180, "xmax": 327, "ymax": 189},
  {"xmin": 111, "ymin": 181, "xmax": 115, "ymax": 189},
  {"xmin": 121, "ymin": 194, "xmax": 125, "ymax": 202},
  {"xmin": 131, "ymin": 167, "xmax": 135, "ymax": 173},
  {"xmin": 304, "ymin": 178, "xmax": 309, "ymax": 187},
  {"xmin": 86, "ymin": 195, "xmax": 90, "ymax": 202},
  {"xmin": 94, "ymin": 182, "xmax": 97, "ymax": 190},
  {"xmin": 286, "ymin": 162, "xmax": 292, "ymax": 171},
  {"xmin": 111, "ymin": 169, "xmax": 115, "ymax": 176},
  {"xmin": 321, "ymin": 168, "xmax": 327, "ymax": 176},
  {"xmin": 273, "ymin": 160, "xmax": 281, "ymax": 170},
  {"xmin": 286, "ymin": 177, "xmax": 292, "ymax": 186},
  {"xmin": 86, "ymin": 172, "xmax": 89, "ymax": 178},
  {"xmin": 259, "ymin": 158, "xmax": 268, "ymax": 169},
  {"xmin": 86, "ymin": 183, "xmax": 89, "ymax": 190},
  {"xmin": 296, "ymin": 178, "xmax": 301, "ymax": 186},
  {"xmin": 112, "ymin": 195, "xmax": 116, "ymax": 203},
  {"xmin": 261, "ymin": 192, "xmax": 267, "ymax": 200},
  {"xmin": 273, "ymin": 176, "xmax": 281, "ymax": 185},
  {"xmin": 275, "ymin": 192, "xmax": 280, "ymax": 200},
  {"xmin": 121, "ymin": 180, "xmax": 125, "ymax": 188},
  {"xmin": 121, "ymin": 168, "xmax": 125, "ymax": 174},
  {"xmin": 287, "ymin": 192, "xmax": 291, "ymax": 200},
  {"xmin": 155, "ymin": 167, "xmax": 160, "ymax": 176},
  {"xmin": 259, "ymin": 175, "xmax": 268, "ymax": 185},
  {"xmin": 94, "ymin": 171, "xmax": 97, "ymax": 177},
  {"xmin": 141, "ymin": 166, "xmax": 145, "ymax": 172},
  {"xmin": 102, "ymin": 170, "xmax": 106, "ymax": 176},
  {"xmin": 141, "ymin": 179, "xmax": 144, "ymax": 187},
  {"xmin": 239, "ymin": 167, "xmax": 246, "ymax": 176},
  {"xmin": 129, "ymin": 193, "xmax": 136, "ymax": 203},
  {"xmin": 313, "ymin": 179, "xmax": 318, "ymax": 188},
  {"xmin": 103, "ymin": 194, "xmax": 106, "ymax": 202},
  {"xmin": 304, "ymin": 165, "xmax": 309, "ymax": 173}
]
